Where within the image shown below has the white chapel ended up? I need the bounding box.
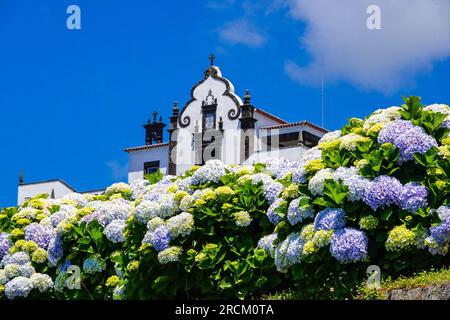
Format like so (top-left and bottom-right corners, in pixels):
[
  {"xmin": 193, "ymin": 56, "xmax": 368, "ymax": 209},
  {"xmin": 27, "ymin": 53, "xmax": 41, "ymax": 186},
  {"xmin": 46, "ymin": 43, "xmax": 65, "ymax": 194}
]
[{"xmin": 17, "ymin": 56, "xmax": 327, "ymax": 204}]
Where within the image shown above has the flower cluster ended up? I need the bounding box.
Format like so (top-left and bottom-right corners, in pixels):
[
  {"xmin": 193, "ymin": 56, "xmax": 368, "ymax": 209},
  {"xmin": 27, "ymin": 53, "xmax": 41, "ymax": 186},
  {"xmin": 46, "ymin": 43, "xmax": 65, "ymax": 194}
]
[
  {"xmin": 363, "ymin": 176, "xmax": 402, "ymax": 211},
  {"xmin": 191, "ymin": 160, "xmax": 226, "ymax": 185},
  {"xmin": 0, "ymin": 97, "xmax": 448, "ymax": 300}
]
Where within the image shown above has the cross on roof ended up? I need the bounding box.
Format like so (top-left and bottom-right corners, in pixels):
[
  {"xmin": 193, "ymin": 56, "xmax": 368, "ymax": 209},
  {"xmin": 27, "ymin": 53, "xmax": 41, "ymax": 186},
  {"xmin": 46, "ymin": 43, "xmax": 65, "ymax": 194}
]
[
  {"xmin": 209, "ymin": 53, "xmax": 215, "ymax": 66},
  {"xmin": 152, "ymin": 111, "xmax": 158, "ymax": 123}
]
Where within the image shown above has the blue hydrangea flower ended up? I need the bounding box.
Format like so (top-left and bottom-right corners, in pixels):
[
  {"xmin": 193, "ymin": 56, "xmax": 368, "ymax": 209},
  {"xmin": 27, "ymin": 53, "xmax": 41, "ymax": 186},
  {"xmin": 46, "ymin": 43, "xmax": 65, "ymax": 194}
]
[
  {"xmin": 24, "ymin": 223, "xmax": 56, "ymax": 250},
  {"xmin": 251, "ymin": 173, "xmax": 273, "ymax": 185},
  {"xmin": 47, "ymin": 235, "xmax": 63, "ymax": 267},
  {"xmin": 378, "ymin": 120, "xmax": 415, "ymax": 144},
  {"xmin": 429, "ymin": 224, "xmax": 450, "ymax": 244},
  {"xmin": 142, "ymin": 225, "xmax": 171, "ymax": 251},
  {"xmin": 191, "ymin": 160, "xmax": 226, "ymax": 185},
  {"xmin": 4, "ymin": 276, "xmax": 33, "ymax": 299},
  {"xmin": 257, "ymin": 233, "xmax": 278, "ymax": 255},
  {"xmin": 50, "ymin": 210, "xmax": 74, "ymax": 227},
  {"xmin": 330, "ymin": 228, "xmax": 368, "ymax": 263},
  {"xmin": 58, "ymin": 260, "xmax": 72, "ymax": 273},
  {"xmin": 83, "ymin": 257, "xmax": 106, "ymax": 274},
  {"xmin": 80, "ymin": 211, "xmax": 109, "ymax": 227},
  {"xmin": 265, "ymin": 158, "xmax": 297, "ymax": 179},
  {"xmin": 0, "ymin": 232, "xmax": 12, "ymax": 260},
  {"xmin": 19, "ymin": 263, "xmax": 36, "ymax": 277},
  {"xmin": 274, "ymin": 232, "xmax": 304, "ymax": 272},
  {"xmin": 314, "ymin": 208, "xmax": 346, "ymax": 231},
  {"xmin": 363, "ymin": 176, "xmax": 402, "ymax": 211},
  {"xmin": 263, "ymin": 182, "xmax": 284, "ymax": 204},
  {"xmin": 437, "ymin": 206, "xmax": 450, "ymax": 223},
  {"xmin": 291, "ymin": 166, "xmax": 307, "ymax": 184},
  {"xmin": 266, "ymin": 198, "xmax": 284, "ymax": 225},
  {"xmin": 8, "ymin": 251, "xmax": 30, "ymax": 265},
  {"xmin": 393, "ymin": 126, "xmax": 438, "ymax": 163},
  {"xmin": 398, "ymin": 182, "xmax": 428, "ymax": 213},
  {"xmin": 333, "ymin": 166, "xmax": 370, "ymax": 202},
  {"xmin": 104, "ymin": 219, "xmax": 127, "ymax": 243},
  {"xmin": 287, "ymin": 197, "xmax": 315, "ymax": 225}
]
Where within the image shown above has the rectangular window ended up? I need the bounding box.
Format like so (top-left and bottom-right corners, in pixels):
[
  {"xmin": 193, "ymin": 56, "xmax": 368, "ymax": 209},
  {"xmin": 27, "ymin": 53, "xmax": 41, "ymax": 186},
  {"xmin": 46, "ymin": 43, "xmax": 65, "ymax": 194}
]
[
  {"xmin": 302, "ymin": 131, "xmax": 321, "ymax": 147},
  {"xmin": 143, "ymin": 160, "xmax": 160, "ymax": 175},
  {"xmin": 263, "ymin": 132, "xmax": 300, "ymax": 149},
  {"xmin": 204, "ymin": 112, "xmax": 215, "ymax": 129}
]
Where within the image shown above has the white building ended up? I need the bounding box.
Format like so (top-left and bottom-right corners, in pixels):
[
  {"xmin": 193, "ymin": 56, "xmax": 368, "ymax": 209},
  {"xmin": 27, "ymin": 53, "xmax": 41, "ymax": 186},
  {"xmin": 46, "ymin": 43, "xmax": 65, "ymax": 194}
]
[{"xmin": 17, "ymin": 56, "xmax": 327, "ymax": 205}]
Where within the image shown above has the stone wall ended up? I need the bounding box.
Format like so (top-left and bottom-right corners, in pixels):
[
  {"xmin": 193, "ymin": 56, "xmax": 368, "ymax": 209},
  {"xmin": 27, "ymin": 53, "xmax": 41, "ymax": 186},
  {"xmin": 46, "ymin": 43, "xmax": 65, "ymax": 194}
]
[{"xmin": 386, "ymin": 282, "xmax": 450, "ymax": 300}]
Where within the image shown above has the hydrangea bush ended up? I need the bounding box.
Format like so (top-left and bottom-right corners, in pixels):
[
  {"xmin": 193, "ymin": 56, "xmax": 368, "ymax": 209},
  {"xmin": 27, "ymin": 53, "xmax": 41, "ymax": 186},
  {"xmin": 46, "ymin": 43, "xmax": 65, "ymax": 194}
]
[{"xmin": 0, "ymin": 96, "xmax": 449, "ymax": 300}]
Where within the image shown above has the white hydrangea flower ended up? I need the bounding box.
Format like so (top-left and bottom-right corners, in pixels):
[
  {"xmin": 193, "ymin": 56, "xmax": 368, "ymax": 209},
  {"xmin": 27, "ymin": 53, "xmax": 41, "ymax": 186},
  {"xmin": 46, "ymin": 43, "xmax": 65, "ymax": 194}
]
[
  {"xmin": 135, "ymin": 200, "xmax": 160, "ymax": 224},
  {"xmin": 363, "ymin": 106, "xmax": 401, "ymax": 132},
  {"xmin": 308, "ymin": 168, "xmax": 334, "ymax": 196},
  {"xmin": 318, "ymin": 130, "xmax": 341, "ymax": 144},
  {"xmin": 62, "ymin": 193, "xmax": 88, "ymax": 207}
]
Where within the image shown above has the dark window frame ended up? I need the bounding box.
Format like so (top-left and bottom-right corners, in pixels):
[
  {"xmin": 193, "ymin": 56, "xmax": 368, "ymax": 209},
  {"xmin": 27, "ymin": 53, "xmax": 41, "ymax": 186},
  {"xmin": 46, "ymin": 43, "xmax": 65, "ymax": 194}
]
[{"xmin": 143, "ymin": 160, "xmax": 160, "ymax": 175}]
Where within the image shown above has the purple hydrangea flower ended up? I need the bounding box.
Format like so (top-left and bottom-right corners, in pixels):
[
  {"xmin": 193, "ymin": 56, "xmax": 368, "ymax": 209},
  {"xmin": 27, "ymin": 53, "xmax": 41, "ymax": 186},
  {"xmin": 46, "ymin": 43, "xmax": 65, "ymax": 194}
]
[
  {"xmin": 398, "ymin": 182, "xmax": 428, "ymax": 213},
  {"xmin": 363, "ymin": 176, "xmax": 402, "ymax": 211},
  {"xmin": 142, "ymin": 225, "xmax": 171, "ymax": 251},
  {"xmin": 378, "ymin": 120, "xmax": 415, "ymax": 144},
  {"xmin": 24, "ymin": 223, "xmax": 56, "ymax": 250},
  {"xmin": 263, "ymin": 182, "xmax": 284, "ymax": 204},
  {"xmin": 0, "ymin": 233, "xmax": 12, "ymax": 260},
  {"xmin": 314, "ymin": 208, "xmax": 346, "ymax": 231},
  {"xmin": 393, "ymin": 126, "xmax": 438, "ymax": 163},
  {"xmin": 330, "ymin": 228, "xmax": 368, "ymax": 263}
]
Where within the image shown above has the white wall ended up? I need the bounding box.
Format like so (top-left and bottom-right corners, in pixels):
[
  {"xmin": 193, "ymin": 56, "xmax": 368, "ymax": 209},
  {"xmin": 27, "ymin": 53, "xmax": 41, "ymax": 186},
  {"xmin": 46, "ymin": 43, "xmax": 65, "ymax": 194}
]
[
  {"xmin": 243, "ymin": 145, "xmax": 310, "ymax": 165},
  {"xmin": 18, "ymin": 181, "xmax": 75, "ymax": 205},
  {"xmin": 128, "ymin": 146, "xmax": 169, "ymax": 183}
]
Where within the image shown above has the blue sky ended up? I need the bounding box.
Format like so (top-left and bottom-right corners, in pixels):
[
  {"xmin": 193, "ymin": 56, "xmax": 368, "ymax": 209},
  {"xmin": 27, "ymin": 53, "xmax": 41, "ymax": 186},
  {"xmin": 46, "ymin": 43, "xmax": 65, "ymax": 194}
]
[{"xmin": 1, "ymin": 0, "xmax": 449, "ymax": 208}]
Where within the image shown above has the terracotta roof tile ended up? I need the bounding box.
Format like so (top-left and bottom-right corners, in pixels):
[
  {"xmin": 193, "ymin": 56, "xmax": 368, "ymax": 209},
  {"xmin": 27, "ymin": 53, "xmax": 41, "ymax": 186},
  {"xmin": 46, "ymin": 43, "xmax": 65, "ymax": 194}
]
[
  {"xmin": 124, "ymin": 142, "xmax": 169, "ymax": 153},
  {"xmin": 260, "ymin": 121, "xmax": 328, "ymax": 133}
]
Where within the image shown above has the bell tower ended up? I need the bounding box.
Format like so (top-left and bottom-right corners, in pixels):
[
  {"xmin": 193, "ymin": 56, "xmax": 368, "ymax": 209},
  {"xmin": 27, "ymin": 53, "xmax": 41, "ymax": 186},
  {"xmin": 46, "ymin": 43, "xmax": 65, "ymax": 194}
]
[
  {"xmin": 143, "ymin": 111, "xmax": 167, "ymax": 145},
  {"xmin": 239, "ymin": 89, "xmax": 257, "ymax": 162}
]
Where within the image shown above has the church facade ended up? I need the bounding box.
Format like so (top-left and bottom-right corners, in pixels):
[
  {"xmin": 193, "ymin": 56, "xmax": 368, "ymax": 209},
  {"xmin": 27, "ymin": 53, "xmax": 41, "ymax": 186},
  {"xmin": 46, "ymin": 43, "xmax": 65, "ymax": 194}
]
[{"xmin": 17, "ymin": 56, "xmax": 327, "ymax": 205}]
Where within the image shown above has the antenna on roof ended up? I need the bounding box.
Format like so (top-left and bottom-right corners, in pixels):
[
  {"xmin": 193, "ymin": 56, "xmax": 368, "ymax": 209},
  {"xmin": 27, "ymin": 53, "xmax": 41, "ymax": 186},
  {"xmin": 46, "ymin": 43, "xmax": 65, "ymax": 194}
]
[{"xmin": 321, "ymin": 55, "xmax": 325, "ymax": 128}]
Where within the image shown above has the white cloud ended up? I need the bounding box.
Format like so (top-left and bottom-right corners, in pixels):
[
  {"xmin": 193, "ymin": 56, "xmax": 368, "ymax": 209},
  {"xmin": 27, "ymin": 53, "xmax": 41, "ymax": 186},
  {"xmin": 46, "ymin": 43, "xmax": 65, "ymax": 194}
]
[
  {"xmin": 106, "ymin": 160, "xmax": 128, "ymax": 181},
  {"xmin": 206, "ymin": 0, "xmax": 235, "ymax": 10},
  {"xmin": 219, "ymin": 19, "xmax": 266, "ymax": 48},
  {"xmin": 283, "ymin": 0, "xmax": 450, "ymax": 93}
]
